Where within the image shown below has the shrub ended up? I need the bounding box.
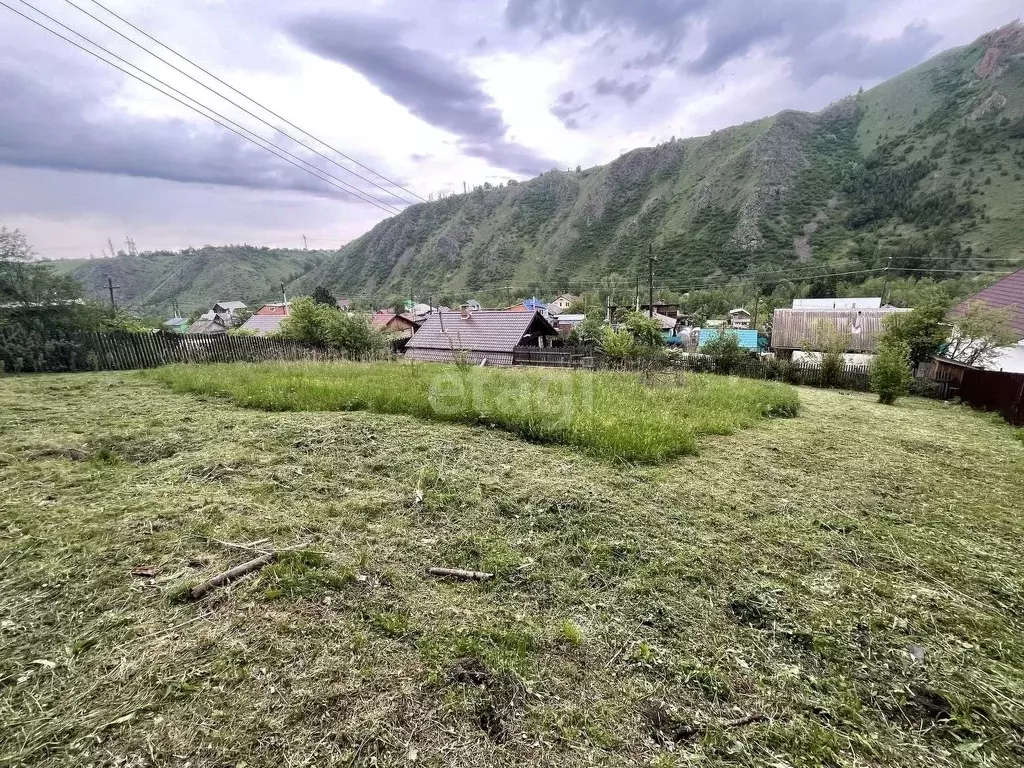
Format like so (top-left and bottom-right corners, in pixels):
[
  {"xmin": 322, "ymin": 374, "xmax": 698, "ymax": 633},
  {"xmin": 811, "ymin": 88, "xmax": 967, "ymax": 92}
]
[
  {"xmin": 870, "ymin": 340, "xmax": 913, "ymax": 405},
  {"xmin": 701, "ymin": 331, "xmax": 747, "ymax": 374}
]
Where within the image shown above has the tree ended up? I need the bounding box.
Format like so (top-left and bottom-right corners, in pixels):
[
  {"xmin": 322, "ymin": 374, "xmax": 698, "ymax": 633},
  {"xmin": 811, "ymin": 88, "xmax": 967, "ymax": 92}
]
[
  {"xmin": 943, "ymin": 301, "xmax": 1018, "ymax": 368},
  {"xmin": 311, "ymin": 285, "xmax": 338, "ymax": 307},
  {"xmin": 1, "ymin": 227, "xmax": 82, "ymax": 308},
  {"xmin": 574, "ymin": 314, "xmax": 605, "ymax": 344},
  {"xmin": 802, "ymin": 320, "xmax": 849, "ymax": 387},
  {"xmin": 278, "ymin": 297, "xmax": 388, "ymax": 359},
  {"xmin": 231, "ymin": 307, "xmax": 254, "ymax": 328},
  {"xmin": 622, "ymin": 312, "xmax": 665, "ymax": 348},
  {"xmin": 870, "ymin": 339, "xmax": 913, "ymax": 405},
  {"xmin": 878, "ymin": 292, "xmax": 950, "ymax": 369},
  {"xmin": 598, "ymin": 326, "xmax": 638, "ymax": 367}
]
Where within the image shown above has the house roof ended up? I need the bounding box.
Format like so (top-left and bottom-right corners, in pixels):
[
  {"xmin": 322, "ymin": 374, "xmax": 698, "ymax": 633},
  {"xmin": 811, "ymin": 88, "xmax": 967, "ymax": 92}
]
[
  {"xmin": 255, "ymin": 302, "xmax": 290, "ymax": 316},
  {"xmin": 954, "ymin": 267, "xmax": 1024, "ymax": 338},
  {"xmin": 556, "ymin": 314, "xmax": 587, "ymax": 323},
  {"xmin": 239, "ymin": 314, "xmax": 286, "ymax": 334},
  {"xmin": 792, "ymin": 297, "xmax": 882, "ymax": 310},
  {"xmin": 164, "ymin": 317, "xmax": 187, "ymax": 325},
  {"xmin": 651, "ymin": 311, "xmax": 678, "ymax": 331},
  {"xmin": 406, "ymin": 310, "xmax": 557, "ymax": 354},
  {"xmin": 214, "ymin": 301, "xmax": 246, "ymax": 311},
  {"xmin": 729, "ymin": 307, "xmax": 751, "ymax": 316},
  {"xmin": 187, "ymin": 316, "xmax": 228, "ymax": 334}
]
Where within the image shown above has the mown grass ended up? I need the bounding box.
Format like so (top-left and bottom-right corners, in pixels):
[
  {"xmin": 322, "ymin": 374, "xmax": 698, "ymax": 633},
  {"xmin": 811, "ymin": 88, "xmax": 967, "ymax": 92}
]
[
  {"xmin": 144, "ymin": 362, "xmax": 800, "ymax": 463},
  {"xmin": 2, "ymin": 374, "xmax": 1023, "ymax": 767}
]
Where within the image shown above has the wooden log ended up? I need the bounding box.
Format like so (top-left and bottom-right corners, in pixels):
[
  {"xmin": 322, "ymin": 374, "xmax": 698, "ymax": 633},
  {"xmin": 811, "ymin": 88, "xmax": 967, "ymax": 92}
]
[
  {"xmin": 428, "ymin": 567, "xmax": 494, "ymax": 581},
  {"xmin": 189, "ymin": 552, "xmax": 276, "ymax": 600}
]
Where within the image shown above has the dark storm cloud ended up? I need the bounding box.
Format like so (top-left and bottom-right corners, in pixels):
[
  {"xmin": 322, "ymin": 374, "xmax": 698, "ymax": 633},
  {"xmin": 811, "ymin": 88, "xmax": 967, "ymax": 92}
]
[
  {"xmin": 592, "ymin": 76, "xmax": 652, "ymax": 104},
  {"xmin": 504, "ymin": 0, "xmax": 940, "ymax": 82},
  {"xmin": 550, "ymin": 89, "xmax": 590, "ymax": 129},
  {"xmin": 287, "ymin": 13, "xmax": 556, "ymax": 175},
  {"xmin": 791, "ymin": 22, "xmax": 943, "ymax": 83},
  {"xmin": 0, "ymin": 63, "xmax": 383, "ymax": 204}
]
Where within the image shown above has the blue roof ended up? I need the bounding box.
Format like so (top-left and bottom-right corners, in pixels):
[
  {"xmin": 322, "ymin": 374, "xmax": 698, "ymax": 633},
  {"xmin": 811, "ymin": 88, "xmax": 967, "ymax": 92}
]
[
  {"xmin": 523, "ymin": 297, "xmax": 547, "ymax": 310},
  {"xmin": 699, "ymin": 328, "xmax": 762, "ymax": 350}
]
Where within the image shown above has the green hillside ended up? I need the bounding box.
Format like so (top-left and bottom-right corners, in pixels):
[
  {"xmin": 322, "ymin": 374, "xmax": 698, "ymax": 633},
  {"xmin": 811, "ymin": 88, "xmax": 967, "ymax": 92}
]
[
  {"xmin": 293, "ymin": 22, "xmax": 1024, "ymax": 306},
  {"xmin": 63, "ymin": 246, "xmax": 327, "ymax": 315}
]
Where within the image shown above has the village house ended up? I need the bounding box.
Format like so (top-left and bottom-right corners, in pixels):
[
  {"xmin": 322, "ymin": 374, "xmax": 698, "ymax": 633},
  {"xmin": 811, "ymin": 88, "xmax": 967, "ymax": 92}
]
[
  {"xmin": 951, "ymin": 267, "xmax": 1024, "ymax": 372},
  {"xmin": 162, "ymin": 317, "xmax": 189, "ymax": 334},
  {"xmin": 771, "ymin": 303, "xmax": 910, "ymax": 362},
  {"xmin": 371, "ymin": 311, "xmax": 423, "ymax": 337},
  {"xmin": 729, "ymin": 308, "xmax": 752, "ymax": 329},
  {"xmin": 507, "ymin": 297, "xmax": 547, "ymax": 313},
  {"xmin": 212, "ymin": 300, "xmax": 246, "ymax": 317},
  {"xmin": 405, "ymin": 309, "xmax": 558, "ymax": 366},
  {"xmin": 699, "ymin": 328, "xmax": 765, "ymax": 352},
  {"xmin": 187, "ymin": 313, "xmax": 229, "ymax": 335},
  {"xmin": 550, "ymin": 293, "xmax": 581, "ymax": 312},
  {"xmin": 238, "ymin": 301, "xmax": 291, "ymax": 335}
]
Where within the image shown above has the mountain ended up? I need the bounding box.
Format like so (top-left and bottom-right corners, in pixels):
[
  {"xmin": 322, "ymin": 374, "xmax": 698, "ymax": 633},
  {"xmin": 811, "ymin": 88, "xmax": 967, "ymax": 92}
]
[
  {"xmin": 50, "ymin": 246, "xmax": 327, "ymax": 315},
  {"xmin": 294, "ymin": 22, "xmax": 1024, "ymax": 306}
]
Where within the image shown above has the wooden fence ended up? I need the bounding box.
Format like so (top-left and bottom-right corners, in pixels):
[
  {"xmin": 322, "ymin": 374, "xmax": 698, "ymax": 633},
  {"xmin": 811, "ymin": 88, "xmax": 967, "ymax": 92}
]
[
  {"xmin": 513, "ymin": 346, "xmax": 595, "ymax": 369},
  {"xmin": 958, "ymin": 368, "xmax": 1024, "ymax": 426},
  {"xmin": 0, "ymin": 329, "xmax": 347, "ymax": 374}
]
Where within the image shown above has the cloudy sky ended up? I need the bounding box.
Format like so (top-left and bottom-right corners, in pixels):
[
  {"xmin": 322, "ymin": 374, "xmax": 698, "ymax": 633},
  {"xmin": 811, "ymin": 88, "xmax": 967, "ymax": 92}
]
[{"xmin": 0, "ymin": 0, "xmax": 1018, "ymax": 259}]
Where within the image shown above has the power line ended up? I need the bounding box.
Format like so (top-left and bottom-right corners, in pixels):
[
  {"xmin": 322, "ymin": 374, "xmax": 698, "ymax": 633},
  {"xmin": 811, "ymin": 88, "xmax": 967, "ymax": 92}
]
[
  {"xmin": 79, "ymin": 0, "xmax": 426, "ymax": 205},
  {"xmin": 2, "ymin": 0, "xmax": 403, "ymax": 216}
]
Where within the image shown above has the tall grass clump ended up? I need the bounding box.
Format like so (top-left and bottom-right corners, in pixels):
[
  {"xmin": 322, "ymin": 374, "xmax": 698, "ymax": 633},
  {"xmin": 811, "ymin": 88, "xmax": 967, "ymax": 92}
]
[{"xmin": 145, "ymin": 362, "xmax": 799, "ymax": 462}]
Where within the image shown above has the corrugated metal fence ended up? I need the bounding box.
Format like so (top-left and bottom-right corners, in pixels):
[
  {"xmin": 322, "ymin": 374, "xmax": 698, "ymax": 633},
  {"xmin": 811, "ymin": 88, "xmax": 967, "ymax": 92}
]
[{"xmin": 958, "ymin": 368, "xmax": 1024, "ymax": 426}]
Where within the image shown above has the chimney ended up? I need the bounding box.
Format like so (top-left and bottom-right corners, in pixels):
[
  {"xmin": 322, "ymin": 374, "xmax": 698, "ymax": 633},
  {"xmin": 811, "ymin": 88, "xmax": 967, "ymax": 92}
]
[{"xmin": 460, "ymin": 302, "xmax": 474, "ymax": 320}]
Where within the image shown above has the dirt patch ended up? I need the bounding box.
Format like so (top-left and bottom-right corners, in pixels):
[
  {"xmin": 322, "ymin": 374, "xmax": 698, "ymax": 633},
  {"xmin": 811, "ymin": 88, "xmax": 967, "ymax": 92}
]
[
  {"xmin": 448, "ymin": 657, "xmax": 492, "ymax": 686},
  {"xmin": 887, "ymin": 687, "xmax": 953, "ymax": 728},
  {"xmin": 638, "ymin": 698, "xmax": 699, "ymax": 744}
]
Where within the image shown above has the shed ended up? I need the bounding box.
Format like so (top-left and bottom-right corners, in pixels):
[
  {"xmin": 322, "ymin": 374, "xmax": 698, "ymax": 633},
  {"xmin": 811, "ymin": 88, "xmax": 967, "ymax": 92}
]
[
  {"xmin": 405, "ymin": 310, "xmax": 558, "ymax": 366},
  {"xmin": 771, "ymin": 307, "xmax": 910, "ymax": 355},
  {"xmin": 729, "ymin": 308, "xmax": 752, "ymax": 329}
]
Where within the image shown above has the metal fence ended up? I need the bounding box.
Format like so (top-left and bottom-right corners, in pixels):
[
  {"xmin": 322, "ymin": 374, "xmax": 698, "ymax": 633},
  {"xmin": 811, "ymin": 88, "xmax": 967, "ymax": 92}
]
[
  {"xmin": 958, "ymin": 368, "xmax": 1024, "ymax": 426},
  {"xmin": 0, "ymin": 329, "xmax": 347, "ymax": 373}
]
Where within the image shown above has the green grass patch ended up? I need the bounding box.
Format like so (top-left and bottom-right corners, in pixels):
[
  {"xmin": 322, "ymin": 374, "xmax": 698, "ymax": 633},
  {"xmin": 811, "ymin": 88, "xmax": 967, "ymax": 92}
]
[
  {"xmin": 3, "ymin": 373, "xmax": 1024, "ymax": 766},
  {"xmin": 144, "ymin": 361, "xmax": 799, "ymax": 463}
]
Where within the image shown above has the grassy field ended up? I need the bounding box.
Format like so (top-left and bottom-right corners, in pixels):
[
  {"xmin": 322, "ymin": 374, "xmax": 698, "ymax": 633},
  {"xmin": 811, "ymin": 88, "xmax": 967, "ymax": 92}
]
[
  {"xmin": 144, "ymin": 362, "xmax": 800, "ymax": 463},
  {"xmin": 2, "ymin": 372, "xmax": 1023, "ymax": 767}
]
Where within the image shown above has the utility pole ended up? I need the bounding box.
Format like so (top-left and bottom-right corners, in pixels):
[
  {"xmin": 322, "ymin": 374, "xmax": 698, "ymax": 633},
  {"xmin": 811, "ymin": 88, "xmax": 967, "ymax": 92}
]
[
  {"xmin": 107, "ymin": 237, "xmax": 116, "ymax": 259},
  {"xmin": 302, "ymin": 235, "xmax": 308, "ymax": 250},
  {"xmin": 647, "ymin": 243, "xmax": 656, "ymax": 319},
  {"xmin": 281, "ymin": 282, "xmax": 288, "ymax": 312},
  {"xmin": 635, "ymin": 275, "xmax": 640, "ymax": 311},
  {"xmin": 881, "ymin": 255, "xmax": 893, "ymax": 305},
  {"xmin": 463, "ymin": 181, "xmax": 467, "ymax": 194},
  {"xmin": 106, "ymin": 276, "xmax": 120, "ymax": 311},
  {"xmin": 752, "ymin": 293, "xmax": 760, "ymax": 328}
]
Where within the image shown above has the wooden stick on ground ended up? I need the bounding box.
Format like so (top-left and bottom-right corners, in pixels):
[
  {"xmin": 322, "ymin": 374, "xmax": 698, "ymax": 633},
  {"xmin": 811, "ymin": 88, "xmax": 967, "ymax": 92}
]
[
  {"xmin": 428, "ymin": 567, "xmax": 494, "ymax": 581},
  {"xmin": 189, "ymin": 553, "xmax": 276, "ymax": 600},
  {"xmin": 724, "ymin": 713, "xmax": 769, "ymax": 729}
]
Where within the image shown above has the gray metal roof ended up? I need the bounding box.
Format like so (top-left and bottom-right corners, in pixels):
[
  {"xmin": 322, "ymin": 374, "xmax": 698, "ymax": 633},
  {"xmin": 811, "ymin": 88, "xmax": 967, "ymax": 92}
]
[
  {"xmin": 792, "ymin": 297, "xmax": 882, "ymax": 310},
  {"xmin": 406, "ymin": 310, "xmax": 556, "ymax": 354},
  {"xmin": 214, "ymin": 301, "xmax": 247, "ymax": 311},
  {"xmin": 239, "ymin": 314, "xmax": 286, "ymax": 335}
]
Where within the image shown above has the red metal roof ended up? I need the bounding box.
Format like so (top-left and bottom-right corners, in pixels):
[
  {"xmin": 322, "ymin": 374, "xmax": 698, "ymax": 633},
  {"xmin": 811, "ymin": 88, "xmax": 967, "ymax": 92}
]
[
  {"xmin": 955, "ymin": 268, "xmax": 1024, "ymax": 338},
  {"xmin": 406, "ymin": 310, "xmax": 557, "ymax": 355}
]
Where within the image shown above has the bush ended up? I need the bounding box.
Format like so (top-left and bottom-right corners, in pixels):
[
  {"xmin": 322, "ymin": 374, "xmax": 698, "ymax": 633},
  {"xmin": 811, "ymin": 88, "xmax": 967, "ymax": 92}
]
[
  {"xmin": 870, "ymin": 340, "xmax": 913, "ymax": 405},
  {"xmin": 701, "ymin": 331, "xmax": 747, "ymax": 374},
  {"xmin": 278, "ymin": 297, "xmax": 389, "ymax": 360}
]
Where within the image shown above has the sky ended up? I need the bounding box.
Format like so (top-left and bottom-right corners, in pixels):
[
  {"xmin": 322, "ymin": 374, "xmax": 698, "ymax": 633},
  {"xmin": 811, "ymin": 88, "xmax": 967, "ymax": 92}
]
[{"xmin": 0, "ymin": 0, "xmax": 1019, "ymax": 259}]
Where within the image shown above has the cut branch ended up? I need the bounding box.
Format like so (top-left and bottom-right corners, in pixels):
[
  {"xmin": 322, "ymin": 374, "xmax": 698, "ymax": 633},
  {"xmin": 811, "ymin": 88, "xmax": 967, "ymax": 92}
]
[
  {"xmin": 189, "ymin": 553, "xmax": 276, "ymax": 600},
  {"xmin": 428, "ymin": 567, "xmax": 494, "ymax": 581}
]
